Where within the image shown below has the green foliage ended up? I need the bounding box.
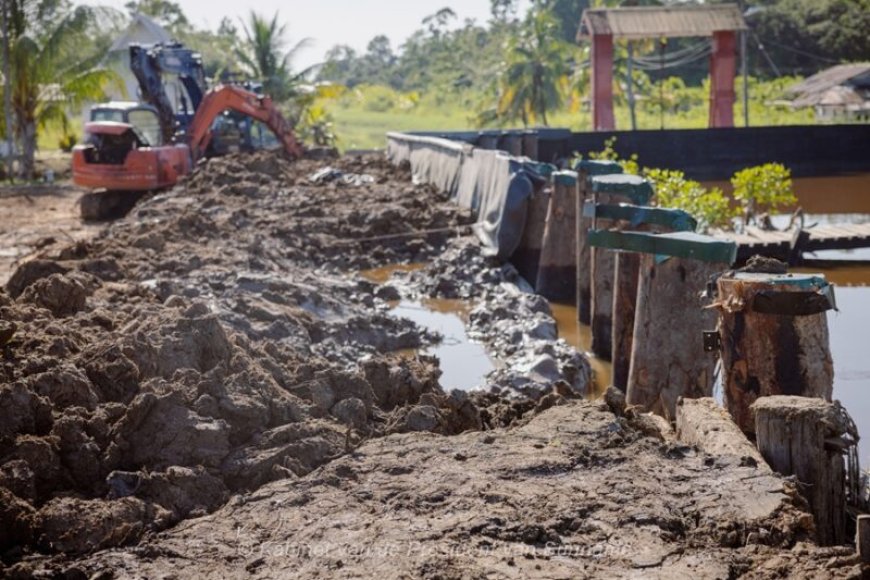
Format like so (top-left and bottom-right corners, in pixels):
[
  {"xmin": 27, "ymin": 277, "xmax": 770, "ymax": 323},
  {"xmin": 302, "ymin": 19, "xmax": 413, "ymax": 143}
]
[
  {"xmin": 585, "ymin": 137, "xmax": 639, "ymax": 175},
  {"xmin": 6, "ymin": 0, "xmax": 122, "ymax": 178},
  {"xmin": 644, "ymin": 168, "xmax": 738, "ymax": 232},
  {"xmin": 235, "ymin": 11, "xmax": 312, "ymax": 102},
  {"xmin": 731, "ymin": 162, "xmax": 797, "ymax": 219},
  {"xmin": 494, "ymin": 7, "xmax": 572, "ymax": 126},
  {"xmin": 297, "ymin": 103, "xmax": 337, "ymax": 148},
  {"xmin": 57, "ymin": 131, "xmax": 76, "ymax": 151},
  {"xmin": 748, "ymin": 0, "xmax": 870, "ymax": 77}
]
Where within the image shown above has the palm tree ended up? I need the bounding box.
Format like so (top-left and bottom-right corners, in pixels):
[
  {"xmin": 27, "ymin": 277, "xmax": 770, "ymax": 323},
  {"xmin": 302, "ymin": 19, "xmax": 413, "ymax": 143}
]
[
  {"xmin": 236, "ymin": 11, "xmax": 312, "ymax": 103},
  {"xmin": 496, "ymin": 8, "xmax": 571, "ymax": 126},
  {"xmin": 8, "ymin": 3, "xmax": 120, "ymax": 179}
]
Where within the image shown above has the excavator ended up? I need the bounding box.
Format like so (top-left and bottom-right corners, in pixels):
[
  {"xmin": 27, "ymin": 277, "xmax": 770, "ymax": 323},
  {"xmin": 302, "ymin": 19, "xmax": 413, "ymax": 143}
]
[{"xmin": 72, "ymin": 43, "xmax": 304, "ymax": 219}]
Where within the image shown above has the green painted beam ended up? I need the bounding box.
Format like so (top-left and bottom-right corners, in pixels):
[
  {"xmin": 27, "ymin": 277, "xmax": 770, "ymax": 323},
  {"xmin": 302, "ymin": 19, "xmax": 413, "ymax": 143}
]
[
  {"xmin": 591, "ymin": 174, "xmax": 654, "ymax": 205},
  {"xmin": 588, "ymin": 230, "xmax": 737, "ymax": 264},
  {"xmin": 553, "ymin": 170, "xmax": 578, "ymax": 186},
  {"xmin": 582, "ymin": 202, "xmax": 697, "ymax": 232},
  {"xmin": 572, "ymin": 159, "xmax": 623, "ymax": 176}
]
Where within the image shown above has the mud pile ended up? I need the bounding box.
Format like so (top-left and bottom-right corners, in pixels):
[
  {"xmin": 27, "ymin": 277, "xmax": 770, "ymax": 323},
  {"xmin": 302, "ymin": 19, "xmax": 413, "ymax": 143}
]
[
  {"xmin": 0, "ymin": 151, "xmax": 480, "ymax": 565},
  {"xmin": 1, "ymin": 150, "xmax": 864, "ymax": 578}
]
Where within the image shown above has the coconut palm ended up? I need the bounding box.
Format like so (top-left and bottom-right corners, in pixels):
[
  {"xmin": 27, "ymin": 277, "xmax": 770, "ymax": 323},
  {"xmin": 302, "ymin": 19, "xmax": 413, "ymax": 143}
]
[
  {"xmin": 496, "ymin": 8, "xmax": 571, "ymax": 126},
  {"xmin": 7, "ymin": 3, "xmax": 120, "ymax": 179},
  {"xmin": 236, "ymin": 11, "xmax": 313, "ymax": 103}
]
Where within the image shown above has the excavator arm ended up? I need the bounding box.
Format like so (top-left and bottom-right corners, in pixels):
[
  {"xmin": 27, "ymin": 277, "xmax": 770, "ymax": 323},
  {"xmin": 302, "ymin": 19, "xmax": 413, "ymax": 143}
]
[{"xmin": 187, "ymin": 85, "xmax": 305, "ymax": 161}]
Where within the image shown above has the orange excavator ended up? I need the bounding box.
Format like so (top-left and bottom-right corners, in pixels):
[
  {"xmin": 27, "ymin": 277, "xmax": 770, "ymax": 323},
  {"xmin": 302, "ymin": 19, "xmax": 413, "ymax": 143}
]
[{"xmin": 72, "ymin": 43, "xmax": 304, "ymax": 219}]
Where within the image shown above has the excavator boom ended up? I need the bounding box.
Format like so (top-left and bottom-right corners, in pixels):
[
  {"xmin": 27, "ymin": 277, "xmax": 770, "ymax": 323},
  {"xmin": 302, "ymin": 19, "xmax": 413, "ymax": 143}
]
[{"xmin": 188, "ymin": 85, "xmax": 304, "ymax": 161}]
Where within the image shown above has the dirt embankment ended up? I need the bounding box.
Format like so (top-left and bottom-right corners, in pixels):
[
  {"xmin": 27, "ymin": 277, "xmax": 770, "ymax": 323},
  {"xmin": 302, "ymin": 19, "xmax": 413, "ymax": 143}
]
[{"xmin": 0, "ymin": 151, "xmax": 865, "ymax": 578}]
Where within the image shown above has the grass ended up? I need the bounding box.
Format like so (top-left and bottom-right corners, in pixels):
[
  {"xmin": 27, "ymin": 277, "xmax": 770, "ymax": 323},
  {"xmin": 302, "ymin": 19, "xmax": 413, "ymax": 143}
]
[{"xmin": 324, "ymin": 99, "xmax": 816, "ymax": 151}]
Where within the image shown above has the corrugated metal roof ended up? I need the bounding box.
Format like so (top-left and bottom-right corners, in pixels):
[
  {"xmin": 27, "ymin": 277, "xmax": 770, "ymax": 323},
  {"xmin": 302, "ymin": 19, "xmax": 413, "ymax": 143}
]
[
  {"xmin": 785, "ymin": 63, "xmax": 870, "ymax": 108},
  {"xmin": 578, "ymin": 4, "xmax": 747, "ymax": 41}
]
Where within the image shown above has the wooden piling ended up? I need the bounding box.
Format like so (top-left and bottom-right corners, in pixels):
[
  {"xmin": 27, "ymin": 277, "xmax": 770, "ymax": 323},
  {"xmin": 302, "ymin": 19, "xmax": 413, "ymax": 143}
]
[
  {"xmin": 477, "ymin": 131, "xmax": 499, "ymax": 150},
  {"xmin": 753, "ymin": 396, "xmax": 848, "ymax": 545},
  {"xmin": 536, "ymin": 171, "xmax": 577, "ymax": 302},
  {"xmin": 513, "ymin": 184, "xmax": 551, "ymax": 286},
  {"xmin": 588, "ymin": 175, "xmax": 653, "ymax": 359},
  {"xmin": 522, "ymin": 131, "xmax": 539, "ymax": 160},
  {"xmin": 586, "ymin": 204, "xmax": 697, "ymax": 391},
  {"xmin": 628, "ymin": 253, "xmax": 727, "ymax": 418},
  {"xmin": 587, "ymin": 230, "xmax": 736, "ymax": 419},
  {"xmin": 716, "ymin": 272, "xmax": 835, "ymax": 433},
  {"xmin": 573, "ymin": 160, "xmax": 622, "ymax": 325},
  {"xmin": 858, "ymin": 515, "xmax": 870, "ymax": 565},
  {"xmin": 612, "ymin": 252, "xmax": 640, "ymax": 390}
]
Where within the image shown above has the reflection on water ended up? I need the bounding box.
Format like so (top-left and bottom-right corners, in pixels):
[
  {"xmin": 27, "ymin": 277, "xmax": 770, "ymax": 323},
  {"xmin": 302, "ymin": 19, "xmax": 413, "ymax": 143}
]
[
  {"xmin": 825, "ymin": 288, "xmax": 870, "ymax": 468},
  {"xmin": 390, "ymin": 299, "xmax": 494, "ymax": 392},
  {"xmin": 549, "ymin": 302, "xmax": 612, "ymax": 399}
]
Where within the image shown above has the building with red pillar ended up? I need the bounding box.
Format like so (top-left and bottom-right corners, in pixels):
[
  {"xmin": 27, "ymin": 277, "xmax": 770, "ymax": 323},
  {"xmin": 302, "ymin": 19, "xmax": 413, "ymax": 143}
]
[{"xmin": 578, "ymin": 4, "xmax": 747, "ymax": 131}]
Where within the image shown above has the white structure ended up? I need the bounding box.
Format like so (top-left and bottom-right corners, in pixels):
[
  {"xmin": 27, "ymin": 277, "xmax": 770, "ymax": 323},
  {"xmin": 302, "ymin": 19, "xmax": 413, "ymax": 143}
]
[{"xmin": 103, "ymin": 13, "xmax": 173, "ymax": 102}]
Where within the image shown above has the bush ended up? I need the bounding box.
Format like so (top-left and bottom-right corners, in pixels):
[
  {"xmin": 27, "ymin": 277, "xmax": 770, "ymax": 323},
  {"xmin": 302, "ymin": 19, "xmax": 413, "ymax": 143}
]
[
  {"xmin": 58, "ymin": 133, "xmax": 77, "ymax": 152},
  {"xmin": 731, "ymin": 162, "xmax": 796, "ymax": 221},
  {"xmin": 645, "ymin": 168, "xmax": 738, "ymax": 232}
]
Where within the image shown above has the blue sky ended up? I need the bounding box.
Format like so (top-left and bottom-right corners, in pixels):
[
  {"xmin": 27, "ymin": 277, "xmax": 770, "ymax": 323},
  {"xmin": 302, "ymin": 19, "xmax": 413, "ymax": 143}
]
[{"xmin": 76, "ymin": 0, "xmax": 532, "ymax": 68}]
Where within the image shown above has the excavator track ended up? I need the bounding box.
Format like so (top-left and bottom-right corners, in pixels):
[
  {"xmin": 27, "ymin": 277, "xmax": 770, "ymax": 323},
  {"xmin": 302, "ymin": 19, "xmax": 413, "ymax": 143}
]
[{"xmin": 79, "ymin": 190, "xmax": 147, "ymax": 221}]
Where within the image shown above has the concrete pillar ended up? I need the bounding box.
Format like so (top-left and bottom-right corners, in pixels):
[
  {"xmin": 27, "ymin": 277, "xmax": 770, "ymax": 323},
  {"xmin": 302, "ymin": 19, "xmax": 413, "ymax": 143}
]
[
  {"xmin": 709, "ymin": 30, "xmax": 737, "ymax": 128},
  {"xmin": 591, "ymin": 33, "xmax": 615, "ymax": 131}
]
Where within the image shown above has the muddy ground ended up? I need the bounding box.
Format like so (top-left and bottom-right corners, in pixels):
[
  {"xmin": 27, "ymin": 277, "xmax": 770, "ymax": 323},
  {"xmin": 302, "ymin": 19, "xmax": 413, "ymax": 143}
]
[{"xmin": 0, "ymin": 151, "xmax": 866, "ymax": 578}]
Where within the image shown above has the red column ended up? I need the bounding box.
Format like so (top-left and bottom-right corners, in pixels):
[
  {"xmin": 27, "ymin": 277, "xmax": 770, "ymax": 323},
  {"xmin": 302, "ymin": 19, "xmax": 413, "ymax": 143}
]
[
  {"xmin": 591, "ymin": 33, "xmax": 615, "ymax": 131},
  {"xmin": 709, "ymin": 30, "xmax": 736, "ymax": 128}
]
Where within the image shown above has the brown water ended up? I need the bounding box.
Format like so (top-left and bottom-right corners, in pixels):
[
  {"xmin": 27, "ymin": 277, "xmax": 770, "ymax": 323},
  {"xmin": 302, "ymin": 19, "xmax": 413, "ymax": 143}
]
[
  {"xmin": 549, "ymin": 303, "xmax": 612, "ymax": 399},
  {"xmin": 360, "ymin": 263, "xmax": 425, "ymax": 284},
  {"xmin": 702, "ymin": 173, "xmax": 870, "ymax": 215},
  {"xmin": 390, "ymin": 298, "xmax": 494, "ymax": 392}
]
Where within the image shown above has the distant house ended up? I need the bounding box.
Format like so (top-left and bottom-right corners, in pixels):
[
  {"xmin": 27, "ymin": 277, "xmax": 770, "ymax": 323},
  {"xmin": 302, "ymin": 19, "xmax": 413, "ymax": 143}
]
[
  {"xmin": 103, "ymin": 13, "xmax": 174, "ymax": 103},
  {"xmin": 784, "ymin": 63, "xmax": 870, "ymax": 122}
]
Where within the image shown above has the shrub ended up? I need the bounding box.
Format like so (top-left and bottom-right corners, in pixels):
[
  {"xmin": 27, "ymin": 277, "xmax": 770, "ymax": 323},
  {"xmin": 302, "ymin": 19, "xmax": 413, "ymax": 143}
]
[{"xmin": 731, "ymin": 162, "xmax": 796, "ymax": 220}]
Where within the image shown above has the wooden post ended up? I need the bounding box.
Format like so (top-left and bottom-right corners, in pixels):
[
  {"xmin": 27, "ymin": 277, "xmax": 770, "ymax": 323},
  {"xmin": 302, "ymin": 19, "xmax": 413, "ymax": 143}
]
[
  {"xmin": 477, "ymin": 131, "xmax": 499, "ymax": 150},
  {"xmin": 716, "ymin": 272, "xmax": 835, "ymax": 433},
  {"xmin": 513, "ymin": 184, "xmax": 551, "ymax": 287},
  {"xmin": 521, "ymin": 131, "xmax": 538, "ymax": 160},
  {"xmin": 536, "ymin": 171, "xmax": 577, "ymax": 302},
  {"xmin": 587, "ymin": 230, "xmax": 736, "ymax": 419},
  {"xmin": 612, "ymin": 252, "xmax": 640, "ymax": 390},
  {"xmin": 589, "ymin": 204, "xmax": 697, "ymax": 391},
  {"xmin": 574, "ymin": 160, "xmax": 621, "ymax": 325},
  {"xmin": 858, "ymin": 515, "xmax": 870, "ymax": 565},
  {"xmin": 753, "ymin": 396, "xmax": 848, "ymax": 545},
  {"xmin": 589, "ymin": 175, "xmax": 653, "ymax": 359},
  {"xmin": 628, "ymin": 254, "xmax": 727, "ymax": 418}
]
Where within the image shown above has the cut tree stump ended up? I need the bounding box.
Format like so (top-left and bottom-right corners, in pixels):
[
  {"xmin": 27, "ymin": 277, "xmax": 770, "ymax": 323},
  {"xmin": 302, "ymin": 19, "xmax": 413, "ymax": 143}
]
[
  {"xmin": 536, "ymin": 171, "xmax": 578, "ymax": 302},
  {"xmin": 574, "ymin": 160, "xmax": 621, "ymax": 325},
  {"xmin": 588, "ymin": 175, "xmax": 653, "ymax": 359},
  {"xmin": 752, "ymin": 396, "xmax": 849, "ymax": 546},
  {"xmin": 716, "ymin": 271, "xmax": 836, "ymax": 433}
]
